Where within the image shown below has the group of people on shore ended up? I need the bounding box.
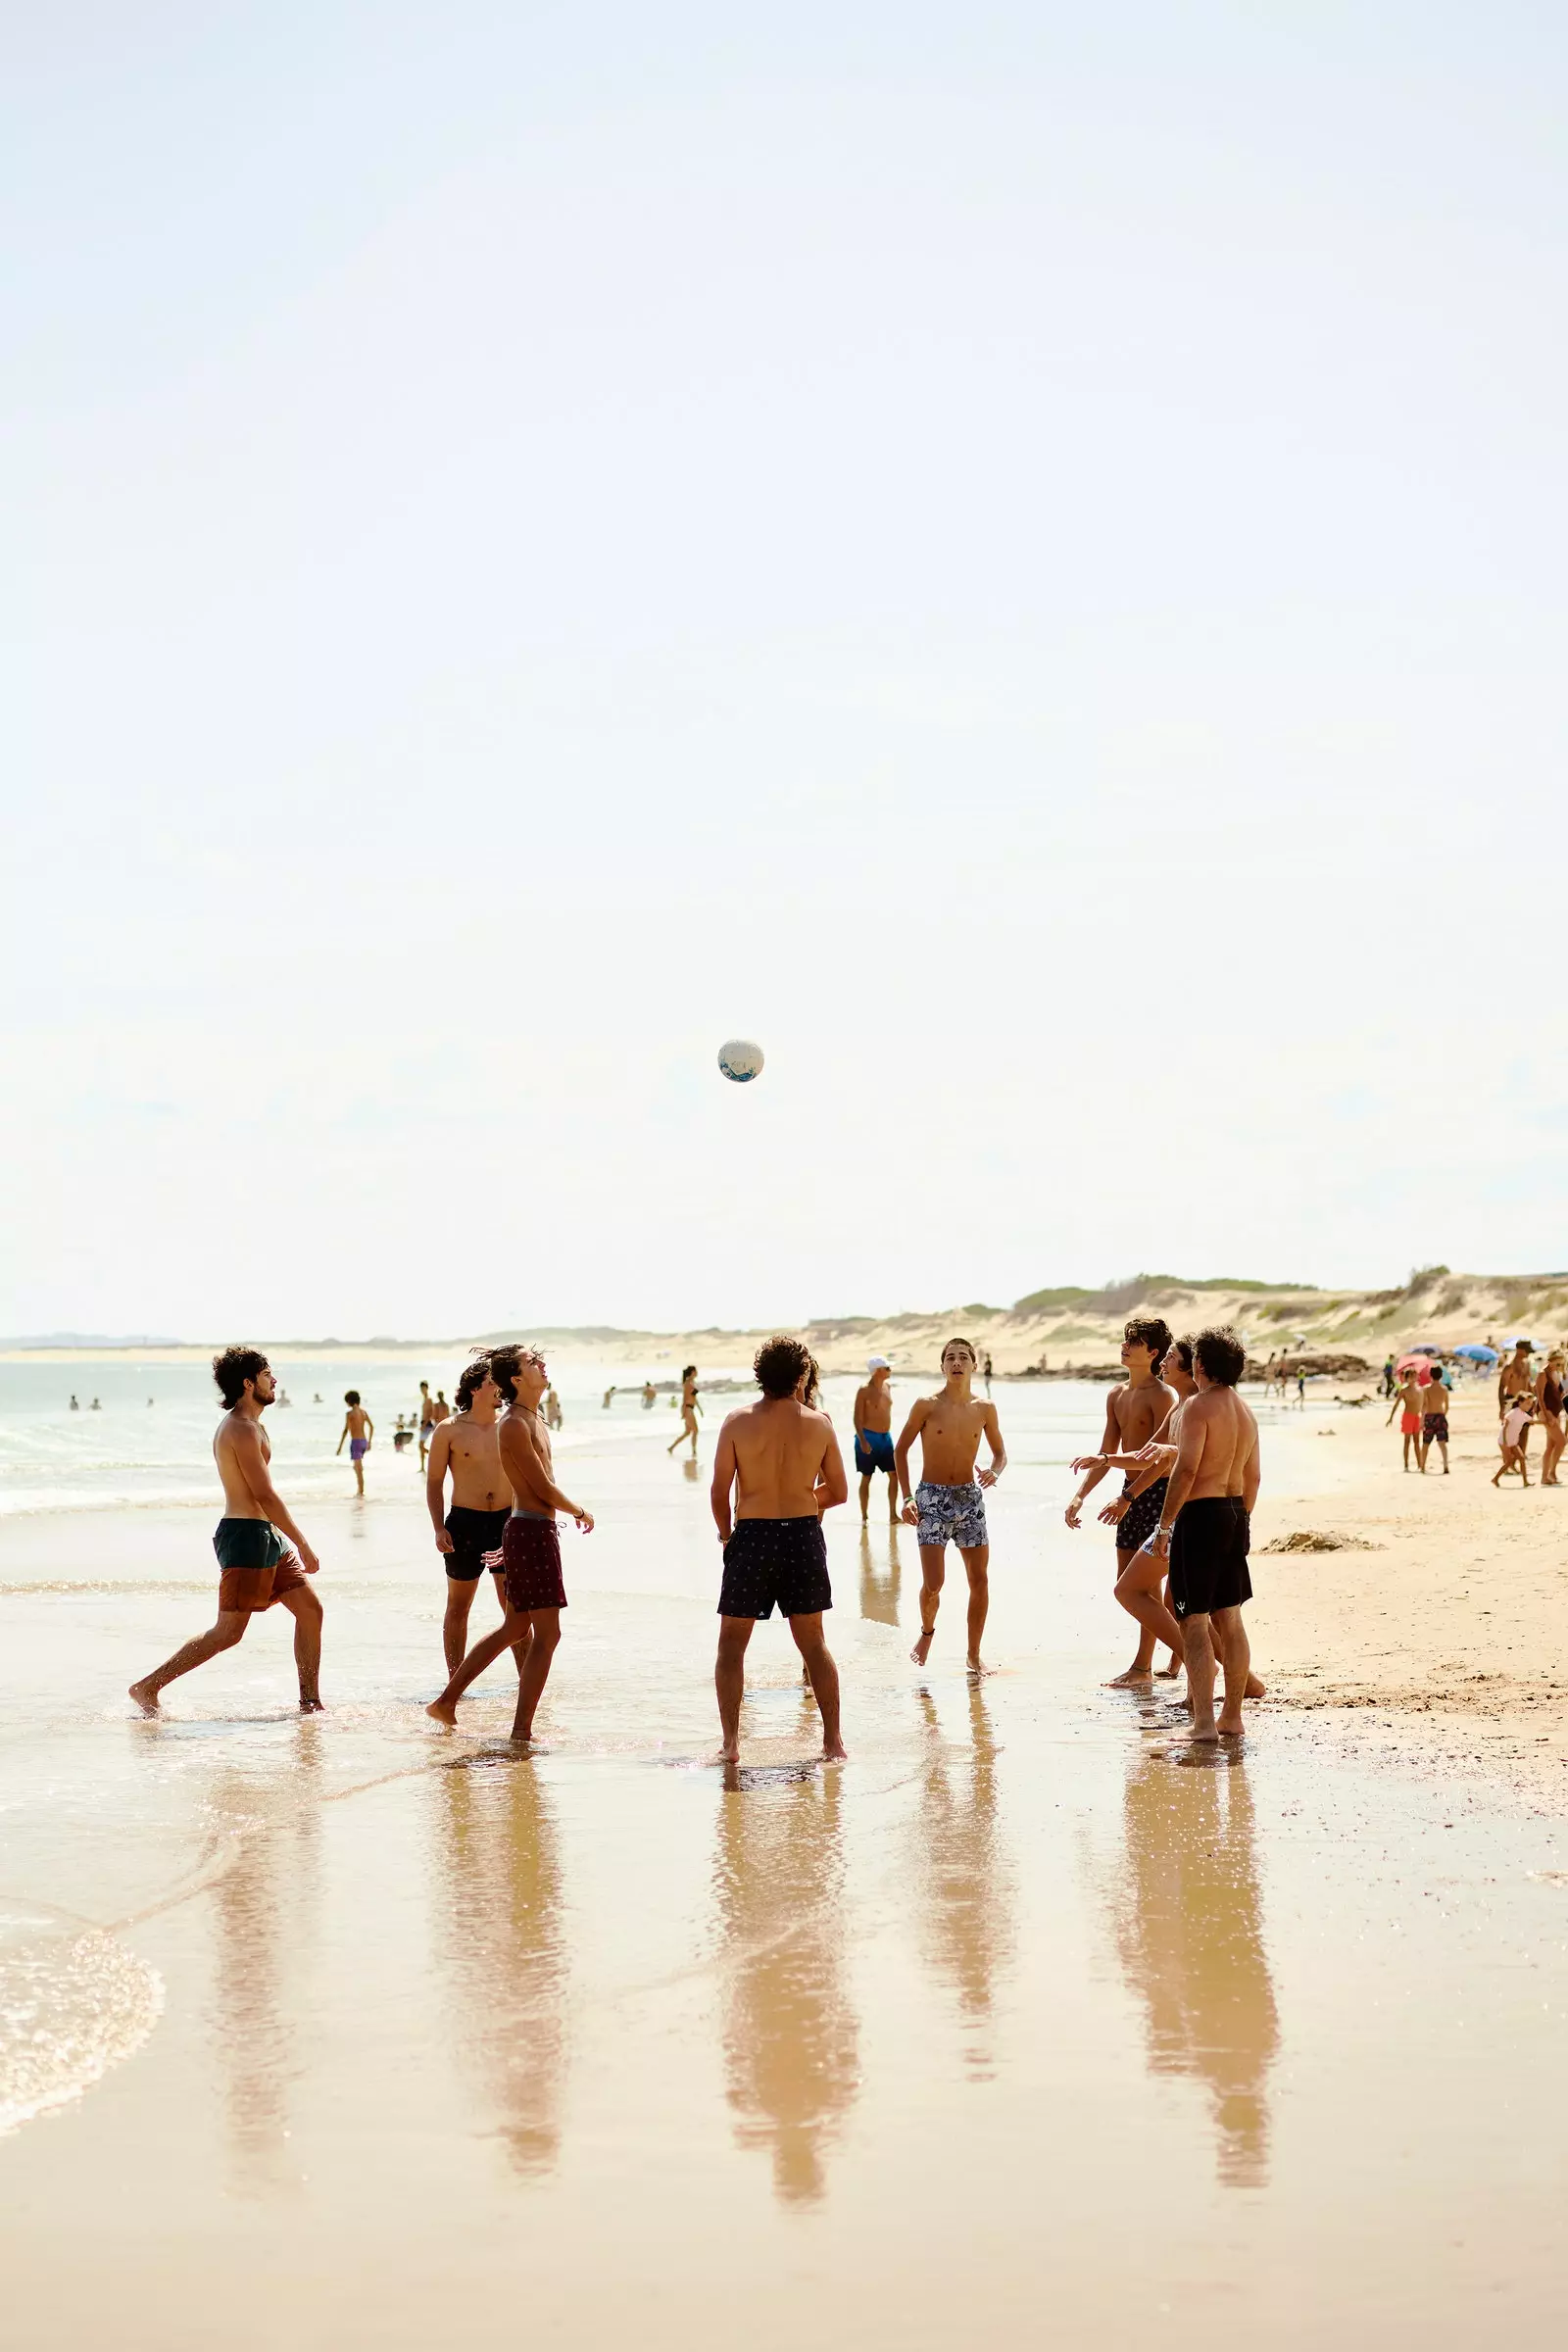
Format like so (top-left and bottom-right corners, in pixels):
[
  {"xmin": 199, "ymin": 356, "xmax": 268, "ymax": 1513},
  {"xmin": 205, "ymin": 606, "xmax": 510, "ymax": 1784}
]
[
  {"xmin": 1384, "ymin": 1337, "xmax": 1568, "ymax": 1488},
  {"xmin": 125, "ymin": 1314, "xmax": 1264, "ymax": 1758}
]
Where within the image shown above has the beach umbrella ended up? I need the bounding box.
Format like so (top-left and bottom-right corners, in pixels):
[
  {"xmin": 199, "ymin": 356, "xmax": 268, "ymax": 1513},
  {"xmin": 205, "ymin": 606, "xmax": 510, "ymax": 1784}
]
[
  {"xmin": 1453, "ymin": 1345, "xmax": 1497, "ymax": 1362},
  {"xmin": 1395, "ymin": 1353, "xmax": 1426, "ymax": 1374},
  {"xmin": 1408, "ymin": 1344, "xmax": 1442, "ymax": 1355}
]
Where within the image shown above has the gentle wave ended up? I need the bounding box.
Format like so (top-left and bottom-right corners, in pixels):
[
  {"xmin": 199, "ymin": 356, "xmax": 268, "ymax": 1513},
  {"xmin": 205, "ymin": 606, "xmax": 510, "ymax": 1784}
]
[{"xmin": 0, "ymin": 1914, "xmax": 164, "ymax": 2136}]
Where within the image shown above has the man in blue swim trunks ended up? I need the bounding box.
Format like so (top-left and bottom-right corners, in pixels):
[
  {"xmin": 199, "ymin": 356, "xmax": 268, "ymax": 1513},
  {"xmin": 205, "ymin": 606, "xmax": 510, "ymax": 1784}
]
[
  {"xmin": 852, "ymin": 1356, "xmax": 900, "ymax": 1522},
  {"xmin": 895, "ymin": 1338, "xmax": 1006, "ymax": 1672}
]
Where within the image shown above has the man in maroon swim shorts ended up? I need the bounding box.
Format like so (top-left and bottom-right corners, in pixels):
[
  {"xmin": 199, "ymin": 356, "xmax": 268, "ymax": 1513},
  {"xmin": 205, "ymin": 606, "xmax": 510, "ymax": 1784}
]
[{"xmin": 425, "ymin": 1345, "xmax": 593, "ymax": 1742}]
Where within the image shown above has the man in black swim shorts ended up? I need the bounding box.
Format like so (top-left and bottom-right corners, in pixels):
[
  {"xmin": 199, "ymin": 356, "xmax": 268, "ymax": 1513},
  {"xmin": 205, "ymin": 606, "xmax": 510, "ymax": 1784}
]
[
  {"xmin": 710, "ymin": 1335, "xmax": 849, "ymax": 1765},
  {"xmin": 425, "ymin": 1355, "xmax": 522, "ymax": 1676},
  {"xmin": 1151, "ymin": 1325, "xmax": 1262, "ymax": 1744}
]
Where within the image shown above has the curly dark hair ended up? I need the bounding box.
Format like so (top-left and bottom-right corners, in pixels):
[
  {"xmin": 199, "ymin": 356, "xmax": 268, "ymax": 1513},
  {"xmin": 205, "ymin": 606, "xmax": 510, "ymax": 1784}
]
[
  {"xmin": 455, "ymin": 1356, "xmax": 491, "ymax": 1411},
  {"xmin": 489, "ymin": 1344, "xmax": 542, "ymax": 1404},
  {"xmin": 1124, "ymin": 1315, "xmax": 1173, "ymax": 1371},
  {"xmin": 1193, "ymin": 1325, "xmax": 1247, "ymax": 1387},
  {"xmin": 1168, "ymin": 1336, "xmax": 1195, "ymax": 1376},
  {"xmin": 754, "ymin": 1335, "xmax": 812, "ymax": 1399},
  {"xmin": 344, "ymin": 1390, "xmax": 361, "ymax": 1406},
  {"xmin": 802, "ymin": 1353, "xmax": 822, "ymax": 1408},
  {"xmin": 213, "ymin": 1345, "xmax": 269, "ymax": 1408}
]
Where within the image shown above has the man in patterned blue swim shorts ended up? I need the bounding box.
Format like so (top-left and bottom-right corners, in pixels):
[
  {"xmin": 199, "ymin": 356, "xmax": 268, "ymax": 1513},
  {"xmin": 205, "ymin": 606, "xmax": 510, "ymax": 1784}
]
[{"xmin": 895, "ymin": 1338, "xmax": 1006, "ymax": 1673}]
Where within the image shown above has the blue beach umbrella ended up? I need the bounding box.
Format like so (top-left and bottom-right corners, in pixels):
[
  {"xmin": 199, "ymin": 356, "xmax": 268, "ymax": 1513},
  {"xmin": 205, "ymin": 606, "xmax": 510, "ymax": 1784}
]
[{"xmin": 1453, "ymin": 1344, "xmax": 1497, "ymax": 1362}]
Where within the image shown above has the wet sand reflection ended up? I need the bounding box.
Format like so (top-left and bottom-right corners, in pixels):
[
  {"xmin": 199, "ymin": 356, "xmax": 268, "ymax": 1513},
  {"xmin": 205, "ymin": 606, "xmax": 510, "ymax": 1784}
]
[
  {"xmin": 429, "ymin": 1753, "xmax": 567, "ymax": 2180},
  {"xmin": 207, "ymin": 1724, "xmax": 323, "ymax": 2198},
  {"xmin": 912, "ymin": 1688, "xmax": 1015, "ymax": 2077},
  {"xmin": 711, "ymin": 1720, "xmax": 859, "ymax": 2206},
  {"xmin": 1111, "ymin": 1739, "xmax": 1279, "ymax": 2186},
  {"xmin": 858, "ymin": 1525, "xmax": 902, "ymax": 1628}
]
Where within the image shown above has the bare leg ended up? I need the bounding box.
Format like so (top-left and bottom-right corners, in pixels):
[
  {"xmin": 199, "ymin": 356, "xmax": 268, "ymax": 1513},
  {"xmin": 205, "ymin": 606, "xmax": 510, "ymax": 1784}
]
[
  {"xmin": 1109, "ymin": 1548, "xmax": 1183, "ymax": 1684},
  {"xmin": 129, "ymin": 1612, "xmax": 247, "ymax": 1711},
  {"xmin": 1211, "ymin": 1610, "xmax": 1266, "ymax": 1699},
  {"xmin": 1211, "ymin": 1604, "xmax": 1250, "ymax": 1736},
  {"xmin": 1183, "ymin": 1612, "xmax": 1220, "ymax": 1741},
  {"xmin": 958, "ymin": 1544, "xmax": 990, "ymax": 1672},
  {"xmin": 427, "ymin": 1607, "xmax": 535, "ymax": 1724},
  {"xmin": 442, "ymin": 1577, "xmax": 477, "ymax": 1676},
  {"xmin": 910, "ymin": 1545, "xmax": 946, "ymax": 1662},
  {"xmin": 886, "ymin": 1469, "xmax": 900, "ymax": 1524},
  {"xmin": 790, "ymin": 1612, "xmax": 846, "ymax": 1758},
  {"xmin": 715, "ymin": 1615, "xmax": 755, "ymax": 1762},
  {"xmin": 354, "ymin": 1457, "xmax": 365, "ymax": 1496},
  {"xmin": 278, "ymin": 1584, "xmax": 324, "ymax": 1711},
  {"xmin": 858, "ymin": 1472, "xmax": 871, "ymax": 1522},
  {"xmin": 510, "ymin": 1608, "xmax": 560, "ymax": 1741}
]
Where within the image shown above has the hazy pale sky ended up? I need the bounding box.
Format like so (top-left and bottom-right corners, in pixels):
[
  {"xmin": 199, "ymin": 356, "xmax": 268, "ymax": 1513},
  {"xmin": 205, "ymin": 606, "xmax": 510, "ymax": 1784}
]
[{"xmin": 4, "ymin": 4, "xmax": 1565, "ymax": 1338}]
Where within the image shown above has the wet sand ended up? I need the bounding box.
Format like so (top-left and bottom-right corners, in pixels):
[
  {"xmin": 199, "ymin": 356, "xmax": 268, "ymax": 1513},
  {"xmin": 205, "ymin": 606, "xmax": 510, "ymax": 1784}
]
[{"xmin": 3, "ymin": 1380, "xmax": 1566, "ymax": 2348}]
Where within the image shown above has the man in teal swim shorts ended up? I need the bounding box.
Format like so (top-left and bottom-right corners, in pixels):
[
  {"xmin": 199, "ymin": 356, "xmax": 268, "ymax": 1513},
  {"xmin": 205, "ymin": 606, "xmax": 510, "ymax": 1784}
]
[{"xmin": 853, "ymin": 1356, "xmax": 900, "ymax": 1522}]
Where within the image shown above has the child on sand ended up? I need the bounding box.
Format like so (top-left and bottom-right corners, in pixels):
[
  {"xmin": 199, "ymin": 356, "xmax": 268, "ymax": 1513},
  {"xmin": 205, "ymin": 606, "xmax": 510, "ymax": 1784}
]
[
  {"xmin": 1494, "ymin": 1398, "xmax": 1535, "ymax": 1487},
  {"xmin": 337, "ymin": 1391, "xmax": 374, "ymax": 1495}
]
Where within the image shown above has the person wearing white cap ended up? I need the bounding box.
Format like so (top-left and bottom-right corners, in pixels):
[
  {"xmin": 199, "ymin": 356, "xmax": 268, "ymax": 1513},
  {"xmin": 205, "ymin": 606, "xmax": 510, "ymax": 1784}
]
[{"xmin": 852, "ymin": 1357, "xmax": 900, "ymax": 1522}]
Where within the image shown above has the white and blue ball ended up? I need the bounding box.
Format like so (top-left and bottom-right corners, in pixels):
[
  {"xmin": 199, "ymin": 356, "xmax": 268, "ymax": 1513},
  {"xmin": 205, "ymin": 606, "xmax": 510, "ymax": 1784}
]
[{"xmin": 717, "ymin": 1038, "xmax": 764, "ymax": 1084}]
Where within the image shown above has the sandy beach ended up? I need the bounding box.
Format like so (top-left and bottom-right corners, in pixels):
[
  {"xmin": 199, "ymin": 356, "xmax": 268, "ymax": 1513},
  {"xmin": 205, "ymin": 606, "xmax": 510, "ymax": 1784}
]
[{"xmin": 2, "ymin": 1363, "xmax": 1567, "ymax": 2348}]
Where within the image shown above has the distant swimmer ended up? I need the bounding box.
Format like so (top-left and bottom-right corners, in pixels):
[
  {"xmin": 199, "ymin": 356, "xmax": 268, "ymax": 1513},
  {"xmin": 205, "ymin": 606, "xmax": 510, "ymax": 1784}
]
[
  {"xmin": 667, "ymin": 1365, "xmax": 703, "ymax": 1458},
  {"xmin": 69, "ymin": 1395, "xmax": 78, "ymax": 1410},
  {"xmin": 416, "ymin": 1380, "xmax": 436, "ymax": 1469},
  {"xmin": 896, "ymin": 1337, "xmax": 1005, "ymax": 1673},
  {"xmin": 642, "ymin": 1382, "xmax": 658, "ymax": 1409},
  {"xmin": 1386, "ymin": 1367, "xmax": 1424, "ymax": 1471},
  {"xmin": 425, "ymin": 1346, "xmax": 593, "ymax": 1743},
  {"xmin": 1066, "ymin": 1317, "xmax": 1184, "ymax": 1686},
  {"xmin": 426, "ymin": 1355, "xmax": 522, "ymax": 1678},
  {"xmin": 90, "ymin": 1397, "xmax": 101, "ymax": 1410},
  {"xmin": 603, "ymin": 1387, "xmax": 615, "ymax": 1409},
  {"xmin": 1150, "ymin": 1327, "xmax": 1259, "ymax": 1745},
  {"xmin": 983, "ymin": 1351, "xmax": 994, "ymax": 1397},
  {"xmin": 544, "ymin": 1386, "xmax": 564, "ymax": 1431},
  {"xmin": 852, "ymin": 1356, "xmax": 900, "ymax": 1523},
  {"xmin": 336, "ymin": 1389, "xmax": 373, "ymax": 1495},
  {"xmin": 1536, "ymin": 1349, "xmax": 1566, "ymax": 1486},
  {"xmin": 710, "ymin": 1336, "xmax": 848, "ymax": 1765},
  {"xmin": 129, "ymin": 1346, "xmax": 322, "ymax": 1716}
]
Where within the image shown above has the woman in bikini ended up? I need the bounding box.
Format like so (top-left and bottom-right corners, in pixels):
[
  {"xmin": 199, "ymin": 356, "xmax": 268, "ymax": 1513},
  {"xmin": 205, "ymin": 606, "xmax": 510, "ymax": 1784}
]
[
  {"xmin": 1535, "ymin": 1350, "xmax": 1566, "ymax": 1486},
  {"xmin": 666, "ymin": 1365, "xmax": 703, "ymax": 1458}
]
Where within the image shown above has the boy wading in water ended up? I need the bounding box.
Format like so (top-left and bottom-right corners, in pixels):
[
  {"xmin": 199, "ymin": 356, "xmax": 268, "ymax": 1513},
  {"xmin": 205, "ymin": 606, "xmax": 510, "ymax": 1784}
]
[
  {"xmin": 711, "ymin": 1336, "xmax": 849, "ymax": 1765},
  {"xmin": 426, "ymin": 1355, "xmax": 523, "ymax": 1676},
  {"xmin": 337, "ymin": 1389, "xmax": 373, "ymax": 1494},
  {"xmin": 130, "ymin": 1347, "xmax": 323, "ymax": 1715},
  {"xmin": 1066, "ymin": 1316, "xmax": 1185, "ymax": 1686},
  {"xmin": 425, "ymin": 1346, "xmax": 594, "ymax": 1742},
  {"xmin": 896, "ymin": 1338, "xmax": 1005, "ymax": 1673},
  {"xmin": 1150, "ymin": 1326, "xmax": 1260, "ymax": 1745},
  {"xmin": 852, "ymin": 1356, "xmax": 900, "ymax": 1522}
]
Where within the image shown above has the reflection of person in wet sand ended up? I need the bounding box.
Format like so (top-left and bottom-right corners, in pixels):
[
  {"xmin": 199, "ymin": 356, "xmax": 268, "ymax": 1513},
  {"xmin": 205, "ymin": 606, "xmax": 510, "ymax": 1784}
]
[
  {"xmin": 896, "ymin": 1338, "xmax": 1005, "ymax": 1672},
  {"xmin": 1108, "ymin": 1740, "xmax": 1278, "ymax": 2187},
  {"xmin": 1151, "ymin": 1328, "xmax": 1260, "ymax": 1745},
  {"xmin": 667, "ymin": 1365, "xmax": 702, "ymax": 1456},
  {"xmin": 852, "ymin": 1356, "xmax": 900, "ymax": 1523},
  {"xmin": 130, "ymin": 1346, "xmax": 323, "ymax": 1715},
  {"xmin": 858, "ymin": 1523, "xmax": 901, "ymax": 1628},
  {"xmin": 711, "ymin": 1337, "xmax": 848, "ymax": 1765},
  {"xmin": 912, "ymin": 1685, "xmax": 1014, "ymax": 2073},
  {"xmin": 426, "ymin": 1346, "xmax": 594, "ymax": 1742},
  {"xmin": 429, "ymin": 1754, "xmax": 566, "ymax": 2177},
  {"xmin": 712, "ymin": 1767, "xmax": 859, "ymax": 2204},
  {"xmin": 1066, "ymin": 1316, "xmax": 1183, "ymax": 1686}
]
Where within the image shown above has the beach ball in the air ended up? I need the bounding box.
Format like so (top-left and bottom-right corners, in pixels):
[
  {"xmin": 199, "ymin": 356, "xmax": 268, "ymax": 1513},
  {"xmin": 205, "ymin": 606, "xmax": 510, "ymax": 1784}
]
[{"xmin": 717, "ymin": 1038, "xmax": 764, "ymax": 1083}]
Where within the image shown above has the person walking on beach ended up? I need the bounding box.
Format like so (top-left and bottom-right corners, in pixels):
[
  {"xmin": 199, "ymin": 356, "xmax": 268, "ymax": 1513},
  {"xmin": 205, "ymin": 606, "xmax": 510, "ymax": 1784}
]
[
  {"xmin": 129, "ymin": 1346, "xmax": 322, "ymax": 1715},
  {"xmin": 336, "ymin": 1390, "xmax": 373, "ymax": 1494},
  {"xmin": 1150, "ymin": 1327, "xmax": 1260, "ymax": 1745},
  {"xmin": 852, "ymin": 1356, "xmax": 900, "ymax": 1523},
  {"xmin": 1066, "ymin": 1318, "xmax": 1183, "ymax": 1686},
  {"xmin": 667, "ymin": 1365, "xmax": 702, "ymax": 1457},
  {"xmin": 710, "ymin": 1336, "xmax": 848, "ymax": 1765},
  {"xmin": 982, "ymin": 1351, "xmax": 994, "ymax": 1397},
  {"xmin": 896, "ymin": 1338, "xmax": 1006, "ymax": 1673},
  {"xmin": 426, "ymin": 1356, "xmax": 522, "ymax": 1676},
  {"xmin": 1381, "ymin": 1353, "xmax": 1396, "ymax": 1399},
  {"xmin": 1419, "ymin": 1363, "xmax": 1451, "ymax": 1474},
  {"xmin": 426, "ymin": 1346, "xmax": 593, "ymax": 1742},
  {"xmin": 416, "ymin": 1381, "xmax": 436, "ymax": 1470},
  {"xmin": 1494, "ymin": 1396, "xmax": 1534, "ymax": 1486},
  {"xmin": 1535, "ymin": 1350, "xmax": 1567, "ymax": 1486},
  {"xmin": 1387, "ymin": 1367, "xmax": 1424, "ymax": 1470}
]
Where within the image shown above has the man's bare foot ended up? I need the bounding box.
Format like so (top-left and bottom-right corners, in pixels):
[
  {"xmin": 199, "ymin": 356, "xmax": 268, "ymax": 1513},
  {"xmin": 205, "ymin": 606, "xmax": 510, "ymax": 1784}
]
[
  {"xmin": 425, "ymin": 1697, "xmax": 459, "ymax": 1727},
  {"xmin": 1106, "ymin": 1667, "xmax": 1154, "ymax": 1688},
  {"xmin": 299, "ymin": 1695, "xmax": 324, "ymax": 1714},
  {"xmin": 821, "ymin": 1737, "xmax": 848, "ymax": 1761},
  {"xmin": 1189, "ymin": 1725, "xmax": 1220, "ymax": 1745},
  {"xmin": 1154, "ymin": 1659, "xmax": 1183, "ymax": 1680},
  {"xmin": 128, "ymin": 1680, "xmax": 161, "ymax": 1716},
  {"xmin": 715, "ymin": 1739, "xmax": 740, "ymax": 1765},
  {"xmin": 909, "ymin": 1628, "xmax": 935, "ymax": 1665},
  {"xmin": 1216, "ymin": 1713, "xmax": 1245, "ymax": 1739},
  {"xmin": 966, "ymin": 1654, "xmax": 993, "ymax": 1678},
  {"xmin": 1245, "ymin": 1672, "xmax": 1266, "ymax": 1699}
]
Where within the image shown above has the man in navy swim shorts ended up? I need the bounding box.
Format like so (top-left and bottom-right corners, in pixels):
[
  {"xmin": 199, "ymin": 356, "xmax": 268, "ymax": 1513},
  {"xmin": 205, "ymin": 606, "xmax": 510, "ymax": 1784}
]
[{"xmin": 852, "ymin": 1355, "xmax": 900, "ymax": 1522}]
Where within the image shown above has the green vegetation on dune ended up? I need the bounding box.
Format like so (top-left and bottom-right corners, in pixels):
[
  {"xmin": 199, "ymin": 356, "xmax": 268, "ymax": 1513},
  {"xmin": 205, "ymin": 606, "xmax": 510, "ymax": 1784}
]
[{"xmin": 1013, "ymin": 1274, "xmax": 1317, "ymax": 1314}]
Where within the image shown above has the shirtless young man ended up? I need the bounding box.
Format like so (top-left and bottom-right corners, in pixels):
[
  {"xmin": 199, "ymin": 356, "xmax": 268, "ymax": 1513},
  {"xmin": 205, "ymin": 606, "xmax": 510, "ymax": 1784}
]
[
  {"xmin": 1065, "ymin": 1316, "xmax": 1183, "ymax": 1686},
  {"xmin": 896, "ymin": 1338, "xmax": 1005, "ymax": 1672},
  {"xmin": 711, "ymin": 1336, "xmax": 849, "ymax": 1764},
  {"xmin": 852, "ymin": 1356, "xmax": 900, "ymax": 1523},
  {"xmin": 425, "ymin": 1346, "xmax": 594, "ymax": 1742},
  {"xmin": 416, "ymin": 1380, "xmax": 436, "ymax": 1470},
  {"xmin": 336, "ymin": 1389, "xmax": 373, "ymax": 1495},
  {"xmin": 426, "ymin": 1356, "xmax": 522, "ymax": 1675},
  {"xmin": 129, "ymin": 1347, "xmax": 322, "ymax": 1715},
  {"xmin": 1419, "ymin": 1363, "xmax": 1452, "ymax": 1475},
  {"xmin": 1149, "ymin": 1326, "xmax": 1260, "ymax": 1744},
  {"xmin": 1386, "ymin": 1368, "xmax": 1424, "ymax": 1470}
]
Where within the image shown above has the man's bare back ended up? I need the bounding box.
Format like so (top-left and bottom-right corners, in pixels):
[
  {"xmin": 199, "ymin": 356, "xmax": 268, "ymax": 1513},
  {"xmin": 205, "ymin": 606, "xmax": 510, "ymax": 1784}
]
[
  {"xmin": 724, "ymin": 1397, "xmax": 836, "ymax": 1520},
  {"xmin": 1178, "ymin": 1385, "xmax": 1258, "ymax": 1499}
]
